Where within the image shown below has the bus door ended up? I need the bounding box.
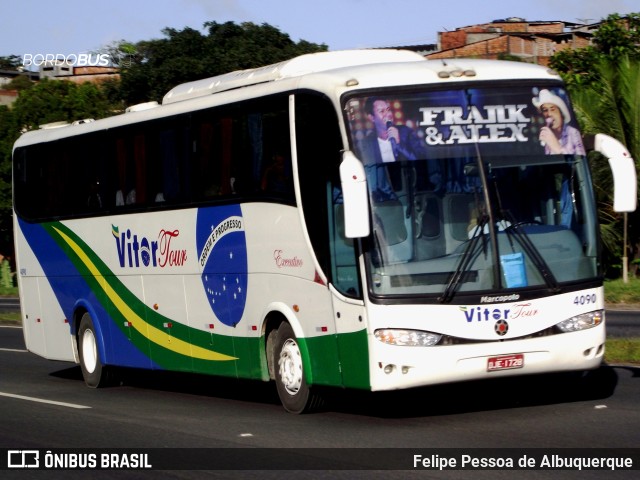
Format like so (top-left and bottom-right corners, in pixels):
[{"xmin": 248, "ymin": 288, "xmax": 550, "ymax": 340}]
[{"xmin": 327, "ymin": 184, "xmax": 370, "ymax": 390}]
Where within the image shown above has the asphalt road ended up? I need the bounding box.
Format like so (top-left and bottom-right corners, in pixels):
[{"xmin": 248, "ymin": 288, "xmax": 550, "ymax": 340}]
[
  {"xmin": 0, "ymin": 297, "xmax": 19, "ymax": 312},
  {"xmin": 1, "ymin": 324, "xmax": 639, "ymax": 479},
  {"xmin": 605, "ymin": 309, "xmax": 640, "ymax": 337}
]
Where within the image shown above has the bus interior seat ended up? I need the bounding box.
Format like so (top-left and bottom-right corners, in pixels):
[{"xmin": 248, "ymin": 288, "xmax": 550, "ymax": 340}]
[
  {"xmin": 374, "ymin": 200, "xmax": 408, "ymax": 246},
  {"xmin": 447, "ymin": 194, "xmax": 476, "ymax": 241},
  {"xmin": 416, "ymin": 194, "xmax": 446, "ymax": 259}
]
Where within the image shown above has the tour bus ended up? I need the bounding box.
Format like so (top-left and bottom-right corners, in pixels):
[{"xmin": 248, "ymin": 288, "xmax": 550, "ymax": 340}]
[{"xmin": 13, "ymin": 49, "xmax": 637, "ymax": 413}]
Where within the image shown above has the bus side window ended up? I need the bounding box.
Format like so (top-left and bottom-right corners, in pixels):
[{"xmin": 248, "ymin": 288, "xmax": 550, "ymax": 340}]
[
  {"xmin": 86, "ymin": 178, "xmax": 103, "ymax": 210},
  {"xmin": 255, "ymin": 103, "xmax": 293, "ymax": 201},
  {"xmin": 114, "ymin": 137, "xmax": 130, "ymax": 206},
  {"xmin": 191, "ymin": 113, "xmax": 218, "ymax": 199}
]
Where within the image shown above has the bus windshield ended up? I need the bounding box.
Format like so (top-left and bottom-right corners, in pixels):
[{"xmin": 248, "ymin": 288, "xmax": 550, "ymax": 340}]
[{"xmin": 345, "ymin": 85, "xmax": 599, "ymax": 299}]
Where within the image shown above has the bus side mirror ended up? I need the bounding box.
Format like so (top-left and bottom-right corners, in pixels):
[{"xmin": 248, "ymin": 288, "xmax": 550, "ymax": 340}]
[
  {"xmin": 340, "ymin": 150, "xmax": 370, "ymax": 238},
  {"xmin": 587, "ymin": 134, "xmax": 637, "ymax": 212}
]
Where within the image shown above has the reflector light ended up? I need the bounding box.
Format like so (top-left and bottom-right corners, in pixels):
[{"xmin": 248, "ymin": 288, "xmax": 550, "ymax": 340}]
[{"xmin": 313, "ymin": 271, "xmax": 326, "ymax": 286}]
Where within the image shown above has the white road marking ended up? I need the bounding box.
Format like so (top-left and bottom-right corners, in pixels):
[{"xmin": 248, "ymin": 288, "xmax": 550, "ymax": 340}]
[
  {"xmin": 0, "ymin": 392, "xmax": 91, "ymax": 409},
  {"xmin": 0, "ymin": 324, "xmax": 27, "ymax": 351}
]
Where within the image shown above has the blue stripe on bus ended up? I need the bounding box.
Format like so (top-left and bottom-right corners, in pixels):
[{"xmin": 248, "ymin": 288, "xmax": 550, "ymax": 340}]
[{"xmin": 18, "ymin": 218, "xmax": 163, "ymax": 370}]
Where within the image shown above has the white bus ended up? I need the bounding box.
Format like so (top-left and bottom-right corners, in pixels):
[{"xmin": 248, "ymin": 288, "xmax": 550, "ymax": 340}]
[{"xmin": 13, "ymin": 50, "xmax": 637, "ymax": 413}]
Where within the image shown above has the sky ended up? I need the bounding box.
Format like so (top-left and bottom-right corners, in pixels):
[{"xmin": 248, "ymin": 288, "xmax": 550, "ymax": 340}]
[{"xmin": 2, "ymin": 0, "xmax": 638, "ymax": 60}]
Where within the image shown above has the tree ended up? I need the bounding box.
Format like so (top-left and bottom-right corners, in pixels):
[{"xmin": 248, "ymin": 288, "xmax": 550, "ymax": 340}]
[
  {"xmin": 103, "ymin": 40, "xmax": 141, "ymax": 69},
  {"xmin": 0, "ymin": 105, "xmax": 17, "ymax": 253},
  {"xmin": 0, "ymin": 55, "xmax": 21, "ymax": 69},
  {"xmin": 118, "ymin": 21, "xmax": 327, "ymax": 104},
  {"xmin": 571, "ymin": 57, "xmax": 640, "ymax": 279},
  {"xmin": 549, "ymin": 13, "xmax": 640, "ymax": 88},
  {"xmin": 12, "ymin": 78, "xmax": 113, "ymax": 130},
  {"xmin": 4, "ymin": 75, "xmax": 34, "ymax": 91},
  {"xmin": 551, "ymin": 13, "xmax": 640, "ymax": 279},
  {"xmin": 593, "ymin": 13, "xmax": 640, "ymax": 60},
  {"xmin": 548, "ymin": 47, "xmax": 601, "ymax": 88}
]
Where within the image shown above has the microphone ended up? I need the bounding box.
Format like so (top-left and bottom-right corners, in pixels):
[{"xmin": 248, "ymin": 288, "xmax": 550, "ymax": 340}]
[
  {"xmin": 540, "ymin": 117, "xmax": 553, "ymax": 147},
  {"xmin": 387, "ymin": 121, "xmax": 398, "ymax": 158}
]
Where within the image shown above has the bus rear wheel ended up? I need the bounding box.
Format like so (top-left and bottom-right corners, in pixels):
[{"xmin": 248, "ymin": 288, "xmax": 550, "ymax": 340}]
[
  {"xmin": 78, "ymin": 313, "xmax": 111, "ymax": 388},
  {"xmin": 273, "ymin": 322, "xmax": 323, "ymax": 414}
]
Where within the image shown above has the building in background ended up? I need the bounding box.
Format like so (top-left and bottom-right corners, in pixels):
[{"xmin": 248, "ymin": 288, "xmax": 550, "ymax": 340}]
[
  {"xmin": 0, "ymin": 68, "xmax": 38, "ymax": 106},
  {"xmin": 39, "ymin": 63, "xmax": 120, "ymax": 84},
  {"xmin": 0, "ymin": 62, "xmax": 119, "ymax": 107},
  {"xmin": 425, "ymin": 17, "xmax": 595, "ymax": 65}
]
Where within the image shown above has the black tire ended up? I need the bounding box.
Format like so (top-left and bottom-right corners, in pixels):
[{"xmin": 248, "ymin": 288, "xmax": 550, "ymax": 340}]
[
  {"xmin": 273, "ymin": 322, "xmax": 323, "ymax": 414},
  {"xmin": 77, "ymin": 312, "xmax": 111, "ymax": 388}
]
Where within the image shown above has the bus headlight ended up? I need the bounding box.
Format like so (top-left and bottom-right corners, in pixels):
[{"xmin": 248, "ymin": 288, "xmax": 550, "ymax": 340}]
[
  {"xmin": 556, "ymin": 310, "xmax": 604, "ymax": 333},
  {"xmin": 374, "ymin": 329, "xmax": 442, "ymax": 346}
]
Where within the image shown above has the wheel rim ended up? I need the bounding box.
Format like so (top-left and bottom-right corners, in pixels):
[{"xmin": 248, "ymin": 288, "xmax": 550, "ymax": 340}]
[
  {"xmin": 81, "ymin": 329, "xmax": 98, "ymax": 374},
  {"xmin": 278, "ymin": 338, "xmax": 303, "ymax": 396}
]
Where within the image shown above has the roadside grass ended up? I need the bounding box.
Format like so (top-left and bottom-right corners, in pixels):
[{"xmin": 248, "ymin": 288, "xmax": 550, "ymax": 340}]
[
  {"xmin": 603, "ymin": 278, "xmax": 640, "ymax": 364},
  {"xmin": 1, "ymin": 279, "xmax": 639, "ymax": 364},
  {"xmin": 0, "ymin": 312, "xmax": 20, "ymax": 325},
  {"xmin": 604, "ymin": 277, "xmax": 640, "ymax": 305},
  {"xmin": 0, "ymin": 286, "xmax": 18, "ymax": 296},
  {"xmin": 605, "ymin": 338, "xmax": 640, "ymax": 365}
]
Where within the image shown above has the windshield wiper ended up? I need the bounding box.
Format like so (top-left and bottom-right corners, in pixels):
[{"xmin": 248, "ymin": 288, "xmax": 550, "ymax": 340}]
[
  {"xmin": 486, "ymin": 158, "xmax": 560, "ymax": 293},
  {"xmin": 439, "ymin": 214, "xmax": 489, "ymax": 303},
  {"xmin": 502, "ymin": 215, "xmax": 560, "ymax": 292}
]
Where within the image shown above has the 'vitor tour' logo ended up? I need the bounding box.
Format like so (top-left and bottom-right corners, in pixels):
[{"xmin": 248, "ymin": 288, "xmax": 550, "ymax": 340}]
[
  {"xmin": 112, "ymin": 225, "xmax": 187, "ymax": 268},
  {"xmin": 460, "ymin": 303, "xmax": 539, "ymax": 323}
]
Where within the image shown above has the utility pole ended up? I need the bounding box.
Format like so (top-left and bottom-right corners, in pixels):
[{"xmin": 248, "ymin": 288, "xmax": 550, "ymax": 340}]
[{"xmin": 623, "ymin": 212, "xmax": 629, "ymax": 283}]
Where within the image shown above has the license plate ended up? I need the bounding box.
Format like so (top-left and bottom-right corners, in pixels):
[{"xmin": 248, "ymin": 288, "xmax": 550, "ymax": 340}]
[{"xmin": 487, "ymin": 354, "xmax": 524, "ymax": 371}]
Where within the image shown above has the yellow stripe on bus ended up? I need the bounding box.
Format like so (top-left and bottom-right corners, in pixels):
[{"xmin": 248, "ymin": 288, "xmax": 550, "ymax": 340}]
[{"xmin": 53, "ymin": 227, "xmax": 238, "ymax": 362}]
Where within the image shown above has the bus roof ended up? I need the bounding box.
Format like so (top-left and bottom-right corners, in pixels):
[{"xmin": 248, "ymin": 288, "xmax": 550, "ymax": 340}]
[
  {"xmin": 161, "ymin": 49, "xmax": 426, "ymax": 105},
  {"xmin": 162, "ymin": 50, "xmax": 560, "ymax": 105}
]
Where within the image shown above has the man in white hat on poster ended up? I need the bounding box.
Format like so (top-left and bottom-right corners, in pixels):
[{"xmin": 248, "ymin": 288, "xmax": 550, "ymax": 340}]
[{"xmin": 533, "ymin": 89, "xmax": 585, "ymax": 155}]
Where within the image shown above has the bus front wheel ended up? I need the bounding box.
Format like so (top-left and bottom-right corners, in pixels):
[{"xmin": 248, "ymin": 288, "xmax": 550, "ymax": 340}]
[
  {"xmin": 78, "ymin": 313, "xmax": 111, "ymax": 388},
  {"xmin": 273, "ymin": 322, "xmax": 322, "ymax": 414}
]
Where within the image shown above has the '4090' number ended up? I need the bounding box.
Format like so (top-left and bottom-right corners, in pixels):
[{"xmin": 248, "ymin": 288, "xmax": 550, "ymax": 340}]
[{"xmin": 574, "ymin": 293, "xmax": 597, "ymax": 305}]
